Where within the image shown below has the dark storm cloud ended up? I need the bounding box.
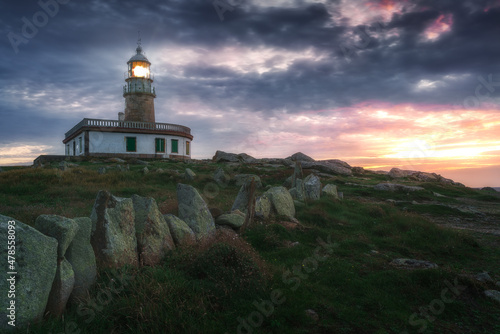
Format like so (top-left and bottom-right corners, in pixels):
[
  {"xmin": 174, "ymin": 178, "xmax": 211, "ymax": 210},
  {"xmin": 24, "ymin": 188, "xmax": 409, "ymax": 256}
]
[{"xmin": 1, "ymin": 0, "xmax": 500, "ymax": 158}]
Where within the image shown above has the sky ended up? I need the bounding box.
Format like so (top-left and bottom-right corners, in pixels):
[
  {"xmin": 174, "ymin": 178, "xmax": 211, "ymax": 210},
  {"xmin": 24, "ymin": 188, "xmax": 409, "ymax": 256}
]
[{"xmin": 1, "ymin": 0, "xmax": 499, "ymax": 187}]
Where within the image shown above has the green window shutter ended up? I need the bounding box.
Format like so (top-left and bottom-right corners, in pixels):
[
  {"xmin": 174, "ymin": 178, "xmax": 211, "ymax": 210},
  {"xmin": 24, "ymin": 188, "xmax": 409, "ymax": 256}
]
[
  {"xmin": 155, "ymin": 138, "xmax": 165, "ymax": 152},
  {"xmin": 171, "ymin": 139, "xmax": 178, "ymax": 153},
  {"xmin": 126, "ymin": 137, "xmax": 136, "ymax": 152}
]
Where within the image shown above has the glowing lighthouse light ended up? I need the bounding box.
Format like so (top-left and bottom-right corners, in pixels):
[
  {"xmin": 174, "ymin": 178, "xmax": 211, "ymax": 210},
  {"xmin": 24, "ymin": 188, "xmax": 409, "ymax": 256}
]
[{"xmin": 132, "ymin": 63, "xmax": 149, "ymax": 78}]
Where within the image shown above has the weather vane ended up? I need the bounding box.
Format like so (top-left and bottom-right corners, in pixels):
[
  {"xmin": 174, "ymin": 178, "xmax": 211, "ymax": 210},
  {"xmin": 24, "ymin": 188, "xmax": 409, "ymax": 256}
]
[{"xmin": 137, "ymin": 30, "xmax": 141, "ymax": 48}]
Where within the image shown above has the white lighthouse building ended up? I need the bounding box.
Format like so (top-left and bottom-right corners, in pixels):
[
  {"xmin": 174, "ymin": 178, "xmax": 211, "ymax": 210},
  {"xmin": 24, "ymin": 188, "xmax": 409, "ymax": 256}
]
[{"xmin": 63, "ymin": 41, "xmax": 193, "ymax": 159}]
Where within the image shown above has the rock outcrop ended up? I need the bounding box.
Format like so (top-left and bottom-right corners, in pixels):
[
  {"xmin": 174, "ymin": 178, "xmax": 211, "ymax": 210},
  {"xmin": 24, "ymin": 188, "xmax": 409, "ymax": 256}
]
[
  {"xmin": 45, "ymin": 258, "xmax": 75, "ymax": 317},
  {"xmin": 163, "ymin": 214, "xmax": 196, "ymax": 246},
  {"xmin": 388, "ymin": 168, "xmax": 411, "ymax": 179},
  {"xmin": 212, "ymin": 150, "xmax": 257, "ymax": 163},
  {"xmin": 132, "ymin": 195, "xmax": 175, "ymax": 266},
  {"xmin": 388, "ymin": 168, "xmax": 463, "ymax": 186},
  {"xmin": 321, "ymin": 159, "xmax": 352, "ymax": 169},
  {"xmin": 90, "ymin": 191, "xmax": 138, "ymax": 268},
  {"xmin": 322, "ymin": 184, "xmax": 339, "ymax": 198},
  {"xmin": 215, "ymin": 211, "xmax": 246, "ymax": 230},
  {"xmin": 352, "ymin": 167, "xmax": 365, "ymax": 175},
  {"xmin": 292, "ymin": 162, "xmax": 304, "ymax": 187},
  {"xmin": 264, "ymin": 186, "xmax": 295, "ymax": 219},
  {"xmin": 374, "ymin": 183, "xmax": 424, "ymax": 192},
  {"xmin": 0, "ymin": 215, "xmax": 58, "ymax": 329},
  {"xmin": 66, "ymin": 217, "xmax": 96, "ymax": 302},
  {"xmin": 287, "ymin": 152, "xmax": 315, "ymax": 162},
  {"xmin": 34, "ymin": 215, "xmax": 79, "ymax": 316},
  {"xmin": 484, "ymin": 290, "xmax": 500, "ymax": 304},
  {"xmin": 213, "ymin": 167, "xmax": 230, "ymax": 186},
  {"xmin": 177, "ymin": 184, "xmax": 216, "ymax": 240},
  {"xmin": 35, "ymin": 215, "xmax": 79, "ymax": 258},
  {"xmin": 304, "ymin": 174, "xmax": 321, "ymax": 200},
  {"xmin": 184, "ymin": 168, "xmax": 196, "ymax": 181},
  {"xmin": 255, "ymin": 194, "xmax": 272, "ymax": 220},
  {"xmin": 234, "ymin": 174, "xmax": 262, "ymax": 188},
  {"xmin": 231, "ymin": 180, "xmax": 256, "ymax": 214},
  {"xmin": 289, "ymin": 178, "xmax": 306, "ymax": 201},
  {"xmin": 300, "ymin": 161, "xmax": 352, "ymax": 176}
]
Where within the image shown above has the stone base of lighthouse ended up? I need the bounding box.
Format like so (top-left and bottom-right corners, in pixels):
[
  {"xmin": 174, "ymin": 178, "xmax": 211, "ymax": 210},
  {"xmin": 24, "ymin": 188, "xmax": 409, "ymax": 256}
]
[{"xmin": 124, "ymin": 93, "xmax": 155, "ymax": 123}]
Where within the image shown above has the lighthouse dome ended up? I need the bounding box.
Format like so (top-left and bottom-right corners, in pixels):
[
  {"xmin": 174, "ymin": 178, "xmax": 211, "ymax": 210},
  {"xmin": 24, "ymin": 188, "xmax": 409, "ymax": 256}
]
[{"xmin": 128, "ymin": 45, "xmax": 150, "ymax": 64}]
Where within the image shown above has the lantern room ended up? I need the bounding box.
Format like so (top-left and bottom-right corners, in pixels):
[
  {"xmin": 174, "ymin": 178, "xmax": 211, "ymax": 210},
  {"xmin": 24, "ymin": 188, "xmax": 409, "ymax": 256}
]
[
  {"xmin": 127, "ymin": 45, "xmax": 151, "ymax": 79},
  {"xmin": 123, "ymin": 41, "xmax": 155, "ymax": 98}
]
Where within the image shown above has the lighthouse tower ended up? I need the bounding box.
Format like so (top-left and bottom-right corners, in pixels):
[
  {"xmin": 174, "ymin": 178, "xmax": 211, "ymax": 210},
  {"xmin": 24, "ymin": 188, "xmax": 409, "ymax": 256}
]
[{"xmin": 123, "ymin": 39, "xmax": 156, "ymax": 123}]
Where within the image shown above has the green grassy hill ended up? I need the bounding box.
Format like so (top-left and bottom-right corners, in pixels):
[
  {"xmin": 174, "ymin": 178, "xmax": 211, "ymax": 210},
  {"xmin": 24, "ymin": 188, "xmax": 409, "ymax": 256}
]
[{"xmin": 1, "ymin": 159, "xmax": 499, "ymax": 334}]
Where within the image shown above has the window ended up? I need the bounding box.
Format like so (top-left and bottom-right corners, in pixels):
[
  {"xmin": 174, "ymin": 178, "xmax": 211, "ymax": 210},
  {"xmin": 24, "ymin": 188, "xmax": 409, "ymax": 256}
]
[
  {"xmin": 66, "ymin": 144, "xmax": 70, "ymax": 155},
  {"xmin": 126, "ymin": 137, "xmax": 137, "ymax": 152},
  {"xmin": 171, "ymin": 139, "xmax": 178, "ymax": 153},
  {"xmin": 186, "ymin": 141, "xmax": 190, "ymax": 155},
  {"xmin": 79, "ymin": 137, "xmax": 83, "ymax": 153},
  {"xmin": 155, "ymin": 138, "xmax": 165, "ymax": 153}
]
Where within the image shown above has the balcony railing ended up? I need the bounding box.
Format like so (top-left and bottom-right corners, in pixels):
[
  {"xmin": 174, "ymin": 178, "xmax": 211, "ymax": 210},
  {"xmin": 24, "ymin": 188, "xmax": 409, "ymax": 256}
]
[
  {"xmin": 65, "ymin": 118, "xmax": 191, "ymax": 138},
  {"xmin": 123, "ymin": 85, "xmax": 156, "ymax": 95}
]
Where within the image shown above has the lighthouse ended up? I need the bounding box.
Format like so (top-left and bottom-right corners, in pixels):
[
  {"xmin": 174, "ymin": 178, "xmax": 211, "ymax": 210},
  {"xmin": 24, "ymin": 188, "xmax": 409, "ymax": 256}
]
[
  {"xmin": 62, "ymin": 39, "xmax": 193, "ymax": 159},
  {"xmin": 123, "ymin": 40, "xmax": 156, "ymax": 123}
]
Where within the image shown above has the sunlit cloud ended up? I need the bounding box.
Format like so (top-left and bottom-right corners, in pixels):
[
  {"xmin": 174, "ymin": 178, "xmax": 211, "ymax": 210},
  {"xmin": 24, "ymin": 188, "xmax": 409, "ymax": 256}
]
[
  {"xmin": 0, "ymin": 144, "xmax": 55, "ymax": 165},
  {"xmin": 336, "ymin": 0, "xmax": 409, "ymax": 26},
  {"xmin": 0, "ymin": 83, "xmax": 121, "ymax": 120},
  {"xmin": 424, "ymin": 13, "xmax": 453, "ymax": 41},
  {"xmin": 155, "ymin": 45, "xmax": 328, "ymax": 76}
]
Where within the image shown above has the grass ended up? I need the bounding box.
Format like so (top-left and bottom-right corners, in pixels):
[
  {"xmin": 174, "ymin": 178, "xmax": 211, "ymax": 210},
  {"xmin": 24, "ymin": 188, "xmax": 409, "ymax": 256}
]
[{"xmin": 1, "ymin": 160, "xmax": 499, "ymax": 333}]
